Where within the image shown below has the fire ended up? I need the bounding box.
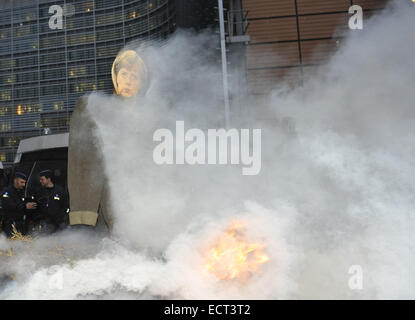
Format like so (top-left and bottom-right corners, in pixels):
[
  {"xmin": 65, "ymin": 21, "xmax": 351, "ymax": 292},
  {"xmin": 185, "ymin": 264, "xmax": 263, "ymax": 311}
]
[{"xmin": 204, "ymin": 220, "xmax": 269, "ymax": 281}]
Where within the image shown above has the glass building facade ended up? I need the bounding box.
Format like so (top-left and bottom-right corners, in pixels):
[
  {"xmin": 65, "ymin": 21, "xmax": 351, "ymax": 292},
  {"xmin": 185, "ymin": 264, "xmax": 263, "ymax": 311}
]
[{"xmin": 0, "ymin": 0, "xmax": 176, "ymax": 166}]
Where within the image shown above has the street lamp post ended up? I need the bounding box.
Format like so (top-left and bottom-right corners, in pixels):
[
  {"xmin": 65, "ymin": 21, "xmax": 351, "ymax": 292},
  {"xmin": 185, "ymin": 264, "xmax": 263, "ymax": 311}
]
[{"xmin": 218, "ymin": 0, "xmax": 230, "ymax": 128}]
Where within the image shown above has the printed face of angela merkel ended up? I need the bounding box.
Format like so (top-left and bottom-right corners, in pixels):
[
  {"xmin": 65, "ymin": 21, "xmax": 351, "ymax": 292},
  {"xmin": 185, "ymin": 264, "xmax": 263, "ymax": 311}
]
[{"xmin": 116, "ymin": 67, "xmax": 141, "ymax": 98}]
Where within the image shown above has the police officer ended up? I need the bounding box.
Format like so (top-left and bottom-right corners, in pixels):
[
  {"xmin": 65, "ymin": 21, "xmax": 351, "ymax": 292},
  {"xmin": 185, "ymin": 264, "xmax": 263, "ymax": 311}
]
[
  {"xmin": 1, "ymin": 172, "xmax": 37, "ymax": 237},
  {"xmin": 31, "ymin": 169, "xmax": 69, "ymax": 233}
]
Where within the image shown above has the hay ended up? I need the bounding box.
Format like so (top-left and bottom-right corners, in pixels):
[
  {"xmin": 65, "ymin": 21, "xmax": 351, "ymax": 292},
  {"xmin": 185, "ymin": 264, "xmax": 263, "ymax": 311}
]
[
  {"xmin": 0, "ymin": 247, "xmax": 13, "ymax": 257},
  {"xmin": 40, "ymin": 245, "xmax": 75, "ymax": 266},
  {"xmin": 9, "ymin": 224, "xmax": 34, "ymax": 242},
  {"xmin": 1, "ymin": 225, "xmax": 75, "ymax": 267}
]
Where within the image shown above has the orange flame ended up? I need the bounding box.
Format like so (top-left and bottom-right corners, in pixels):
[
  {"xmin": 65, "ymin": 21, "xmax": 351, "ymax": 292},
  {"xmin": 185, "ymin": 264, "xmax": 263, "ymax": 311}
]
[{"xmin": 204, "ymin": 220, "xmax": 269, "ymax": 281}]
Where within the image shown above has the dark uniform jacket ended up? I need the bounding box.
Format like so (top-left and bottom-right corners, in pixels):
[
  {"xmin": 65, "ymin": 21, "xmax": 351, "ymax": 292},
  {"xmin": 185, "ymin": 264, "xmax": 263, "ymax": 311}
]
[
  {"xmin": 2, "ymin": 186, "xmax": 28, "ymax": 221},
  {"xmin": 1, "ymin": 185, "xmax": 29, "ymax": 235},
  {"xmin": 32, "ymin": 184, "xmax": 69, "ymax": 228}
]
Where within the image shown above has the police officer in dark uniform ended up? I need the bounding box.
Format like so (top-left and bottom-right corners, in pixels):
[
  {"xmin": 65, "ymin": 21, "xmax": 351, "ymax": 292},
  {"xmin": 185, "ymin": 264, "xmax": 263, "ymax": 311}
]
[
  {"xmin": 1, "ymin": 172, "xmax": 37, "ymax": 237},
  {"xmin": 30, "ymin": 169, "xmax": 69, "ymax": 234}
]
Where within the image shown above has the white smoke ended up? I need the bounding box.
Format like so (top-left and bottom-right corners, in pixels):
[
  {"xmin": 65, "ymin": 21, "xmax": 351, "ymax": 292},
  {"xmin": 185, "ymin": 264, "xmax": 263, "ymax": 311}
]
[{"xmin": 1, "ymin": 0, "xmax": 414, "ymax": 299}]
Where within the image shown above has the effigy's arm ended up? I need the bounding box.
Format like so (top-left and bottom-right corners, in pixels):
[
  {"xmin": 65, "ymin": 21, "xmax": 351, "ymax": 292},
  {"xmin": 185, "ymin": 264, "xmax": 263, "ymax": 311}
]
[{"xmin": 67, "ymin": 96, "xmax": 105, "ymax": 226}]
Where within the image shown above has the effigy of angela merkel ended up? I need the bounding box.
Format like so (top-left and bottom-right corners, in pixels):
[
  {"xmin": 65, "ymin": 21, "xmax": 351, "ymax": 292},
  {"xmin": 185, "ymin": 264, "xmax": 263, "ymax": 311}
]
[{"xmin": 67, "ymin": 50, "xmax": 148, "ymax": 229}]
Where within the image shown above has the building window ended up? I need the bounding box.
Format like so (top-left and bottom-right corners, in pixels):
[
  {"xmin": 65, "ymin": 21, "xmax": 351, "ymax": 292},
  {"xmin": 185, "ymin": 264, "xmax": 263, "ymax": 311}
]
[{"xmin": 0, "ymin": 91, "xmax": 11, "ymax": 101}]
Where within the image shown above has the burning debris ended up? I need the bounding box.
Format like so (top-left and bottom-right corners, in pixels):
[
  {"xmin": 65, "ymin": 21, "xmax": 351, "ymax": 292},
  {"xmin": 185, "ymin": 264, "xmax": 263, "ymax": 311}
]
[{"xmin": 204, "ymin": 220, "xmax": 269, "ymax": 281}]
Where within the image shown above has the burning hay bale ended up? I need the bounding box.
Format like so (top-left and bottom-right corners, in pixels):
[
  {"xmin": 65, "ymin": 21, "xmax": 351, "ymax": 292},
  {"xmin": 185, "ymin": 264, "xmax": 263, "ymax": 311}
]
[{"xmin": 204, "ymin": 220, "xmax": 269, "ymax": 281}]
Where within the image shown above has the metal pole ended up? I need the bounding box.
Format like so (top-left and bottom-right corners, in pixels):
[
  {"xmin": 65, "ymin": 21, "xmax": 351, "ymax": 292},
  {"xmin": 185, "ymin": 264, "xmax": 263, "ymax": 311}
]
[{"xmin": 218, "ymin": 0, "xmax": 230, "ymax": 128}]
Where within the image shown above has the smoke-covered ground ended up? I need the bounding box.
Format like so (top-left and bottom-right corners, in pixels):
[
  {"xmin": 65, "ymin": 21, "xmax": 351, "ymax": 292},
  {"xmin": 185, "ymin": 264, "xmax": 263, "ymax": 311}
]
[{"xmin": 1, "ymin": 0, "xmax": 414, "ymax": 299}]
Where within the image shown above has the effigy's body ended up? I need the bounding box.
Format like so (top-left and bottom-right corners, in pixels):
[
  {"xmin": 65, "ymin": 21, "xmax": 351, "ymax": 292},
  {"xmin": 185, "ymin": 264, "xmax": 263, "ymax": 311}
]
[{"xmin": 67, "ymin": 50, "xmax": 148, "ymax": 230}]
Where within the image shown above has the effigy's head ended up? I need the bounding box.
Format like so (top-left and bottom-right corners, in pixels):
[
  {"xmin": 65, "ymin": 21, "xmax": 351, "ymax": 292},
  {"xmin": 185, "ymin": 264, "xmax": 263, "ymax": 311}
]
[{"xmin": 111, "ymin": 50, "xmax": 148, "ymax": 98}]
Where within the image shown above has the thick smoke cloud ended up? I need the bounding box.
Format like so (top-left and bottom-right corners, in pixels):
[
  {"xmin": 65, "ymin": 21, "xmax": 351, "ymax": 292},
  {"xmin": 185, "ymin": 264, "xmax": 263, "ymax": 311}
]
[{"xmin": 1, "ymin": 0, "xmax": 414, "ymax": 299}]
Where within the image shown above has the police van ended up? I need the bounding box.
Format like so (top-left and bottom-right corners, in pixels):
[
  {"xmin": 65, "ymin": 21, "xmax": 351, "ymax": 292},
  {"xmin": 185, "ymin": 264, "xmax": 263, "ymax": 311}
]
[{"xmin": 10, "ymin": 133, "xmax": 68, "ymax": 197}]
